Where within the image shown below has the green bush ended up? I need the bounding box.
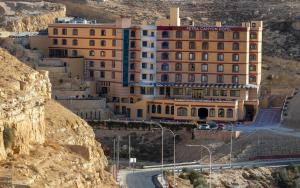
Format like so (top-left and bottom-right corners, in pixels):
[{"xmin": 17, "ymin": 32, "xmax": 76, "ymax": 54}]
[{"xmin": 3, "ymin": 126, "xmax": 13, "ymax": 149}]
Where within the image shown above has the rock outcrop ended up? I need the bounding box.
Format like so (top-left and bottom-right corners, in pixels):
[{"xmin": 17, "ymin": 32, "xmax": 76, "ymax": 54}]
[{"xmin": 0, "ymin": 48, "xmax": 116, "ymax": 187}]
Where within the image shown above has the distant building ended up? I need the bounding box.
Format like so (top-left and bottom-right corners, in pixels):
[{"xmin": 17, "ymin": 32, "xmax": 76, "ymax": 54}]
[{"xmin": 43, "ymin": 7, "xmax": 263, "ymax": 122}]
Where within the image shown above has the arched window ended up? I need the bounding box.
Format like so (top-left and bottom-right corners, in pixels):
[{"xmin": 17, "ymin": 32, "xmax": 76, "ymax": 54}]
[
  {"xmin": 157, "ymin": 105, "xmax": 162, "ymax": 114},
  {"xmin": 72, "ymin": 39, "xmax": 78, "ymax": 46},
  {"xmin": 161, "ymin": 52, "xmax": 169, "ymax": 60},
  {"xmin": 227, "ymin": 109, "xmax": 233, "ymax": 118},
  {"xmin": 89, "ymin": 50, "xmax": 95, "ymax": 56},
  {"xmin": 165, "ymin": 106, "xmax": 170, "ymax": 114},
  {"xmin": 209, "ymin": 109, "xmax": 215, "ymax": 117},
  {"xmin": 161, "ymin": 42, "xmax": 169, "ymax": 49},
  {"xmin": 191, "ymin": 108, "xmax": 197, "ymax": 117},
  {"xmin": 100, "ymin": 51, "xmax": 106, "ymax": 57},
  {"xmin": 131, "ymin": 30, "xmax": 136, "ymax": 37},
  {"xmin": 218, "ymin": 108, "xmax": 225, "ymax": 117},
  {"xmin": 177, "ymin": 107, "xmax": 188, "ymax": 116},
  {"xmin": 90, "ymin": 29, "xmax": 95, "ymax": 36},
  {"xmin": 171, "ymin": 106, "xmax": 174, "ymax": 115},
  {"xmin": 161, "ymin": 63, "xmax": 169, "ymax": 71},
  {"xmin": 101, "ymin": 40, "xmax": 106, "ymax": 46},
  {"xmin": 152, "ymin": 105, "xmax": 156, "ymax": 113},
  {"xmin": 161, "ymin": 74, "xmax": 169, "ymax": 82}
]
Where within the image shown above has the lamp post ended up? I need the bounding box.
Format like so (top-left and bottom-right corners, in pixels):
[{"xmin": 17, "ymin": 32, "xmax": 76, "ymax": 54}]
[
  {"xmin": 186, "ymin": 144, "xmax": 212, "ymax": 188},
  {"xmin": 166, "ymin": 128, "xmax": 177, "ymax": 188},
  {"xmin": 229, "ymin": 122, "xmax": 234, "ymax": 168},
  {"xmin": 154, "ymin": 122, "xmax": 164, "ymax": 185}
]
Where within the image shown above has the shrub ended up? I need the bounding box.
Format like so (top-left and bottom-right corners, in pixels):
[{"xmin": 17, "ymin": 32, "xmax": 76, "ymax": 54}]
[{"xmin": 3, "ymin": 125, "xmax": 13, "ymax": 149}]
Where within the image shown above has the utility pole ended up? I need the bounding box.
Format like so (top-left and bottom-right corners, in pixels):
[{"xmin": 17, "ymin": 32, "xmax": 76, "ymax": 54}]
[
  {"xmin": 128, "ymin": 135, "xmax": 131, "ymax": 168},
  {"xmin": 113, "ymin": 138, "xmax": 116, "ymax": 181},
  {"xmin": 117, "ymin": 136, "xmax": 120, "ymax": 177},
  {"xmin": 230, "ymin": 122, "xmax": 234, "ymax": 168}
]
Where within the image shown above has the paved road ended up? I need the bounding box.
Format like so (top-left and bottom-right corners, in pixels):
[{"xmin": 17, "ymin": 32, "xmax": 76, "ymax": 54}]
[{"xmin": 119, "ymin": 159, "xmax": 300, "ymax": 188}]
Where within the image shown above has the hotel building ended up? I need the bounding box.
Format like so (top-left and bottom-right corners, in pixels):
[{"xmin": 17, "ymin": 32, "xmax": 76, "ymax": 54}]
[{"xmin": 45, "ymin": 8, "xmax": 263, "ymax": 122}]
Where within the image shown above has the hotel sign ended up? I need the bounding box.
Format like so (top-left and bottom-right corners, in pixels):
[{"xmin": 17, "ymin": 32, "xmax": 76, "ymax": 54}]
[{"xmin": 157, "ymin": 26, "xmax": 247, "ymax": 32}]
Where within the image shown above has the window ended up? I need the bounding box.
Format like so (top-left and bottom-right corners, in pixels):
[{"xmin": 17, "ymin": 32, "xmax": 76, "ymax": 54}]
[
  {"xmin": 191, "ymin": 108, "xmax": 197, "ymax": 117},
  {"xmin": 71, "ymin": 29, "xmax": 78, "ymax": 36},
  {"xmin": 202, "ymin": 31, "xmax": 209, "ymax": 39},
  {"xmin": 101, "ymin": 40, "xmax": 106, "ymax": 46},
  {"xmin": 202, "ymin": 42, "xmax": 209, "ymax": 50},
  {"xmin": 171, "ymin": 106, "xmax": 174, "ymax": 115},
  {"xmin": 141, "ymin": 41, "xmax": 148, "ymax": 47},
  {"xmin": 232, "ymin": 54, "xmax": 239, "ymax": 61},
  {"xmin": 221, "ymin": 90, "xmax": 227, "ymax": 96},
  {"xmin": 232, "ymin": 65, "xmax": 239, "ymax": 72},
  {"xmin": 201, "ymin": 74, "xmax": 208, "ymax": 83},
  {"xmin": 217, "ymin": 75, "xmax": 224, "ymax": 83},
  {"xmin": 112, "ymin": 61, "xmax": 115, "ymax": 68},
  {"xmin": 89, "ymin": 71, "xmax": 94, "ymax": 78},
  {"xmin": 142, "ymin": 74, "xmax": 147, "ymax": 80},
  {"xmin": 165, "ymin": 106, "xmax": 170, "ymax": 114},
  {"xmin": 162, "ymin": 31, "xmax": 169, "ymax": 38},
  {"xmin": 152, "ymin": 105, "xmax": 156, "ymax": 113},
  {"xmin": 250, "ymin": 43, "xmax": 257, "ymax": 50},
  {"xmin": 150, "ymin": 74, "xmax": 154, "ymax": 80},
  {"xmin": 217, "ymin": 31, "xmax": 224, "ymax": 39},
  {"xmin": 112, "ymin": 39, "xmax": 117, "ymax": 46},
  {"xmin": 217, "ymin": 42, "xmax": 224, "ymax": 50},
  {"xmin": 218, "ymin": 108, "xmax": 225, "ymax": 117},
  {"xmin": 89, "ymin": 61, "xmax": 94, "ymax": 67},
  {"xmin": 213, "ymin": 89, "xmax": 220, "ymax": 96},
  {"xmin": 249, "ymin": 54, "xmax": 257, "ymax": 61},
  {"xmin": 217, "ymin": 64, "xmax": 224, "ymax": 72},
  {"xmin": 130, "ymin": 41, "xmax": 136, "ymax": 48},
  {"xmin": 143, "ymin": 30, "xmax": 148, "ymax": 36},
  {"xmin": 151, "ymin": 42, "xmax": 155, "ymax": 48},
  {"xmin": 161, "ymin": 63, "xmax": 169, "ymax": 71},
  {"xmin": 176, "ymin": 41, "xmax": 182, "ymax": 49},
  {"xmin": 189, "ymin": 42, "xmax": 196, "ymax": 49},
  {"xmin": 112, "ymin": 29, "xmax": 117, "ymax": 36},
  {"xmin": 202, "ymin": 64, "xmax": 208, "ymax": 72},
  {"xmin": 150, "ymin": 64, "xmax": 154, "ymax": 69},
  {"xmin": 175, "ymin": 63, "xmax": 182, "ymax": 71},
  {"xmin": 100, "ymin": 51, "xmax": 106, "ymax": 57},
  {"xmin": 141, "ymin": 87, "xmax": 146, "ymax": 94},
  {"xmin": 89, "ymin": 50, "xmax": 95, "ymax": 56},
  {"xmin": 173, "ymin": 88, "xmax": 184, "ymax": 95},
  {"xmin": 100, "ymin": 71, "xmax": 105, "ymax": 78},
  {"xmin": 161, "ymin": 53, "xmax": 169, "ymax": 60},
  {"xmin": 151, "ymin": 31, "xmax": 155, "ymax": 37},
  {"xmin": 150, "ymin": 53, "xmax": 154, "ymax": 59},
  {"xmin": 130, "ymin": 63, "xmax": 135, "ymax": 70},
  {"xmin": 112, "ymin": 50, "xmax": 116, "ymax": 57},
  {"xmin": 90, "ymin": 29, "xmax": 95, "ymax": 36},
  {"xmin": 156, "ymin": 105, "xmax": 161, "ymax": 114},
  {"xmin": 217, "ymin": 53, "xmax": 224, "ymax": 61},
  {"xmin": 250, "ymin": 32, "xmax": 257, "ymax": 39},
  {"xmin": 175, "ymin": 52, "xmax": 182, "ymax": 60},
  {"xmin": 232, "ymin": 75, "xmax": 239, "ymax": 84},
  {"xmin": 62, "ymin": 28, "xmax": 67, "ymax": 35},
  {"xmin": 101, "ymin": 30, "xmax": 106, "ymax": 36},
  {"xmin": 130, "ymin": 74, "xmax": 135, "ymax": 81},
  {"xmin": 227, "ymin": 109, "xmax": 233, "ymax": 118},
  {"xmin": 130, "ymin": 87, "xmax": 135, "ymax": 94},
  {"xmin": 230, "ymin": 90, "xmax": 240, "ymax": 97},
  {"xmin": 232, "ymin": 43, "xmax": 239, "ymax": 50},
  {"xmin": 233, "ymin": 32, "xmax": 239, "ymax": 39},
  {"xmin": 202, "ymin": 53, "xmax": 208, "ymax": 61},
  {"xmin": 250, "ymin": 76, "xmax": 257, "ymax": 82},
  {"xmin": 52, "ymin": 39, "xmax": 58, "ymax": 45},
  {"xmin": 53, "ymin": 28, "xmax": 58, "ymax": 35},
  {"xmin": 100, "ymin": 61, "xmax": 105, "ymax": 68},
  {"xmin": 177, "ymin": 107, "xmax": 188, "ymax": 116},
  {"xmin": 137, "ymin": 109, "xmax": 143, "ymax": 118},
  {"xmin": 72, "ymin": 50, "xmax": 78, "ymax": 57},
  {"xmin": 112, "ymin": 71, "xmax": 115, "ymax": 79},
  {"xmin": 160, "ymin": 87, "xmax": 165, "ymax": 95},
  {"xmin": 162, "ymin": 42, "xmax": 169, "ymax": 49},
  {"xmin": 72, "ymin": 39, "xmax": 78, "ymax": 46},
  {"xmin": 142, "ymin": 63, "xmax": 147, "ymax": 69},
  {"xmin": 175, "ymin": 74, "xmax": 182, "ymax": 82},
  {"xmin": 89, "ymin": 40, "xmax": 95, "ymax": 46},
  {"xmin": 189, "ymin": 31, "xmax": 196, "ymax": 38},
  {"xmin": 161, "ymin": 74, "xmax": 169, "ymax": 82},
  {"xmin": 189, "ymin": 52, "xmax": 195, "ymax": 60},
  {"xmin": 189, "ymin": 63, "xmax": 195, "ymax": 71},
  {"xmin": 62, "ymin": 39, "xmax": 67, "ymax": 45},
  {"xmin": 130, "ymin": 52, "xmax": 136, "ymax": 59},
  {"xmin": 176, "ymin": 31, "xmax": 182, "ymax": 38},
  {"xmin": 249, "ymin": 64, "xmax": 256, "ymax": 71},
  {"xmin": 131, "ymin": 30, "xmax": 136, "ymax": 37},
  {"xmin": 142, "ymin": 52, "xmax": 148, "ymax": 58},
  {"xmin": 188, "ymin": 74, "xmax": 195, "ymax": 82},
  {"xmin": 252, "ymin": 23, "xmax": 257, "ymax": 27},
  {"xmin": 209, "ymin": 109, "xmax": 215, "ymax": 117}
]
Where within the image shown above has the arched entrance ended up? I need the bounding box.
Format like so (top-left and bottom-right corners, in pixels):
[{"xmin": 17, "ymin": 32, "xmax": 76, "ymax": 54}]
[{"xmin": 198, "ymin": 108, "xmax": 208, "ymax": 120}]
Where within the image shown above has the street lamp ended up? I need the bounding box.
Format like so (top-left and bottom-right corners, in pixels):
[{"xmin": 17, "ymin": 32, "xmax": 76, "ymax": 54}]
[
  {"xmin": 166, "ymin": 128, "xmax": 177, "ymax": 188},
  {"xmin": 229, "ymin": 122, "xmax": 234, "ymax": 168},
  {"xmin": 186, "ymin": 144, "xmax": 212, "ymax": 188},
  {"xmin": 154, "ymin": 122, "xmax": 164, "ymax": 185}
]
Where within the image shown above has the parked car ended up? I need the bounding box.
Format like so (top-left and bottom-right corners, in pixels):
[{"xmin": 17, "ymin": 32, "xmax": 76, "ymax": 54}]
[
  {"xmin": 217, "ymin": 123, "xmax": 227, "ymax": 130},
  {"xmin": 199, "ymin": 124, "xmax": 210, "ymax": 130},
  {"xmin": 207, "ymin": 121, "xmax": 218, "ymax": 130}
]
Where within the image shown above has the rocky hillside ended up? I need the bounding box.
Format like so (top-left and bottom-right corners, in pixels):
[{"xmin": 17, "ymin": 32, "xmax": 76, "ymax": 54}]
[
  {"xmin": 0, "ymin": 48, "xmax": 116, "ymax": 187},
  {"xmin": 0, "ymin": 1, "xmax": 66, "ymax": 32}
]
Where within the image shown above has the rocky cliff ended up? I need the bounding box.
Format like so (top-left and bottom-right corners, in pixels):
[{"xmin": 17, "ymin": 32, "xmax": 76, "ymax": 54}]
[{"xmin": 0, "ymin": 48, "xmax": 117, "ymax": 187}]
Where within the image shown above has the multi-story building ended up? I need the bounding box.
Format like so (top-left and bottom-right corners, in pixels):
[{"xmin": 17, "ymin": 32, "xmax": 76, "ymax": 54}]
[{"xmin": 45, "ymin": 8, "xmax": 263, "ymax": 122}]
